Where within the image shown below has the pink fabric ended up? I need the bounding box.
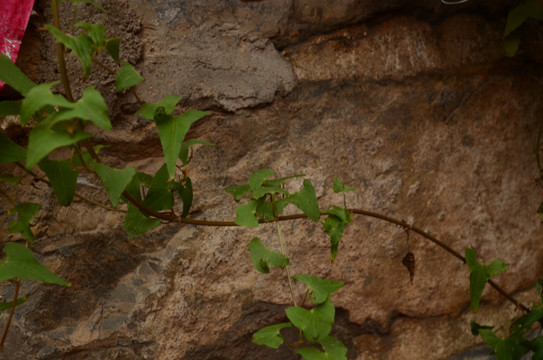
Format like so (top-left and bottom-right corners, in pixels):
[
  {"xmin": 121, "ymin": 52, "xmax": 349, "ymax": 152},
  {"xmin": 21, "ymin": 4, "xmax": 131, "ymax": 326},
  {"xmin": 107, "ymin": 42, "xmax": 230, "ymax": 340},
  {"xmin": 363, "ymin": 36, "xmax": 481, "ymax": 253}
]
[{"xmin": 0, "ymin": 0, "xmax": 35, "ymax": 93}]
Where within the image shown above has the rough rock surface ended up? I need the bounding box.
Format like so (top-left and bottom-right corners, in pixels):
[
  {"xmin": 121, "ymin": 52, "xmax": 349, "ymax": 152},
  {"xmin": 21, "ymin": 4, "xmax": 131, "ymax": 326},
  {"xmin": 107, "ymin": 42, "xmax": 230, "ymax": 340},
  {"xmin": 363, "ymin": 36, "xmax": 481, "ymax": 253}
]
[{"xmin": 1, "ymin": 0, "xmax": 543, "ymax": 359}]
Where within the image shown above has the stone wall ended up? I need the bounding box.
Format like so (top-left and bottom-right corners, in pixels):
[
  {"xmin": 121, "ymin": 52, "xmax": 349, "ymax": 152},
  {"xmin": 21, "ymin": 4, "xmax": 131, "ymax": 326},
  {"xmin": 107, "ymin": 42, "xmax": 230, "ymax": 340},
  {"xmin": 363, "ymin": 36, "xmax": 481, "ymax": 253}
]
[{"xmin": 2, "ymin": 0, "xmax": 543, "ymax": 359}]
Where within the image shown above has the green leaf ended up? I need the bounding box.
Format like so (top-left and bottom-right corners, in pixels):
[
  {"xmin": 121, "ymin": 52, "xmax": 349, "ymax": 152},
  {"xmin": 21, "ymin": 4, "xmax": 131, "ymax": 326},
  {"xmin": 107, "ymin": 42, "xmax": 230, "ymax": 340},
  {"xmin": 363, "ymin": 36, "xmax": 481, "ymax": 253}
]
[
  {"xmin": 286, "ymin": 296, "xmax": 335, "ymax": 342},
  {"xmin": 0, "ymin": 243, "xmax": 70, "ymax": 286},
  {"xmin": 288, "ymin": 179, "xmax": 320, "ymax": 222},
  {"xmin": 115, "ymin": 62, "xmax": 145, "ymax": 92},
  {"xmin": 105, "ymin": 38, "xmax": 121, "ymax": 63},
  {"xmin": 8, "ymin": 203, "xmax": 41, "ymax": 243},
  {"xmin": 465, "ymin": 248, "xmax": 509, "ymax": 312},
  {"xmin": 249, "ymin": 169, "xmax": 275, "ymax": 190},
  {"xmin": 0, "ymin": 174, "xmax": 22, "ymax": 185},
  {"xmin": 253, "ymin": 182, "xmax": 289, "ymax": 200},
  {"xmin": 478, "ymin": 328, "xmax": 530, "ymax": 360},
  {"xmin": 76, "ymin": 22, "xmax": 106, "ymax": 48},
  {"xmin": 38, "ymin": 159, "xmax": 78, "ymax": 206},
  {"xmin": 142, "ymin": 164, "xmax": 173, "ymax": 211},
  {"xmin": 225, "ymin": 184, "xmax": 251, "ymax": 202},
  {"xmin": 530, "ymin": 337, "xmax": 543, "ymax": 360},
  {"xmin": 511, "ymin": 305, "xmax": 543, "ymax": 334},
  {"xmin": 178, "ymin": 139, "xmax": 214, "ymax": 165},
  {"xmin": 332, "ymin": 177, "xmax": 354, "ymax": 193},
  {"xmin": 50, "ymin": 86, "xmax": 111, "ymax": 130},
  {"xmin": 249, "ymin": 237, "xmax": 289, "ymax": 273},
  {"xmin": 470, "ymin": 321, "xmax": 494, "ymax": 336},
  {"xmin": 179, "ymin": 177, "xmax": 193, "ymax": 218},
  {"xmin": 124, "ymin": 203, "xmax": 160, "ymax": 237},
  {"xmin": 27, "ymin": 126, "xmax": 91, "ymax": 169},
  {"xmin": 46, "ymin": 25, "xmax": 94, "ymax": 78},
  {"xmin": 158, "ymin": 110, "xmax": 208, "ymax": 178},
  {"xmin": 252, "ymin": 322, "xmax": 292, "ymax": 349},
  {"xmin": 321, "ymin": 206, "xmax": 352, "ymax": 261},
  {"xmin": 255, "ymin": 198, "xmax": 289, "ymax": 221},
  {"xmin": 0, "ymin": 100, "xmax": 21, "ymax": 116},
  {"xmin": 136, "ymin": 95, "xmax": 181, "ymax": 120},
  {"xmin": 20, "ymin": 82, "xmax": 73, "ymax": 125},
  {"xmin": 297, "ymin": 336, "xmax": 348, "ymax": 360},
  {"xmin": 0, "ymin": 296, "xmax": 27, "ymax": 314},
  {"xmin": 94, "ymin": 163, "xmax": 136, "ymax": 207},
  {"xmin": 235, "ymin": 199, "xmax": 259, "ymax": 227},
  {"xmin": 504, "ymin": 30, "xmax": 522, "ymax": 57},
  {"xmin": 155, "ymin": 115, "xmax": 189, "ymax": 178},
  {"xmin": 0, "ymin": 53, "xmax": 36, "ymax": 96},
  {"xmin": 504, "ymin": 0, "xmax": 543, "ymax": 37},
  {"xmin": 294, "ymin": 274, "xmax": 344, "ymax": 305},
  {"xmin": 0, "ymin": 132, "xmax": 27, "ymax": 164}
]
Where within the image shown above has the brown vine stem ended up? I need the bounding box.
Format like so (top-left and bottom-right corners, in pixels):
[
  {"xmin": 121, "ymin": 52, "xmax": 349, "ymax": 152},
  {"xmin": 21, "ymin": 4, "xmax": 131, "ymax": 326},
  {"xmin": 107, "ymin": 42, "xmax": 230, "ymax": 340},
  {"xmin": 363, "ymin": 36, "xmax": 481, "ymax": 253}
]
[
  {"xmin": 51, "ymin": 0, "xmax": 73, "ymax": 102},
  {"xmin": 0, "ymin": 279, "xmax": 20, "ymax": 350}
]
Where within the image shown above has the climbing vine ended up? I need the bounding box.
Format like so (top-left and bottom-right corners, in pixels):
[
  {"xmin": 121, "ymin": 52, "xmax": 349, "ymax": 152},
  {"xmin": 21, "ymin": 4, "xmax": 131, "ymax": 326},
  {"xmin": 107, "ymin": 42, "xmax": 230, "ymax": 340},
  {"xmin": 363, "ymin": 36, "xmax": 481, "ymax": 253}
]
[{"xmin": 0, "ymin": 0, "xmax": 541, "ymax": 358}]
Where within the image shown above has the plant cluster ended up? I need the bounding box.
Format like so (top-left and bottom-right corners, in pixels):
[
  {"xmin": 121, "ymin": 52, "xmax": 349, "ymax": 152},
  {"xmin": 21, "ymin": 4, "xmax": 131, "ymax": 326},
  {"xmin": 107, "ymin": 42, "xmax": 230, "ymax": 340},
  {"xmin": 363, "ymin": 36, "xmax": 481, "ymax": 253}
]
[{"xmin": 0, "ymin": 0, "xmax": 542, "ymax": 359}]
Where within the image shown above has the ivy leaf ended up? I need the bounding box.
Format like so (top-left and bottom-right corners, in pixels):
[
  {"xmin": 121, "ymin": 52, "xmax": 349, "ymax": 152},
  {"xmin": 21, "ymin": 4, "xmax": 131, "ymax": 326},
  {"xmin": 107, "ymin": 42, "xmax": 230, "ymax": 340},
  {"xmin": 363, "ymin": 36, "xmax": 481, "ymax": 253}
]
[
  {"xmin": 124, "ymin": 203, "xmax": 160, "ymax": 237},
  {"xmin": 116, "ymin": 62, "xmax": 145, "ymax": 92},
  {"xmin": 0, "ymin": 296, "xmax": 27, "ymax": 314},
  {"xmin": 105, "ymin": 38, "xmax": 121, "ymax": 63},
  {"xmin": 253, "ymin": 182, "xmax": 289, "ymax": 200},
  {"xmin": 94, "ymin": 163, "xmax": 136, "ymax": 207},
  {"xmin": 0, "ymin": 53, "xmax": 36, "ymax": 96},
  {"xmin": 20, "ymin": 82, "xmax": 73, "ymax": 125},
  {"xmin": 249, "ymin": 169, "xmax": 275, "ymax": 191},
  {"xmin": 38, "ymin": 159, "xmax": 78, "ymax": 206},
  {"xmin": 8, "ymin": 203, "xmax": 41, "ymax": 243},
  {"xmin": 252, "ymin": 322, "xmax": 292, "ymax": 349},
  {"xmin": 0, "ymin": 132, "xmax": 27, "ymax": 164},
  {"xmin": 50, "ymin": 86, "xmax": 111, "ymax": 130},
  {"xmin": 0, "ymin": 243, "xmax": 70, "ymax": 286},
  {"xmin": 465, "ymin": 248, "xmax": 509, "ymax": 312},
  {"xmin": 288, "ymin": 179, "xmax": 320, "ymax": 222},
  {"xmin": 179, "ymin": 177, "xmax": 193, "ymax": 218},
  {"xmin": 332, "ymin": 177, "xmax": 354, "ymax": 193},
  {"xmin": 296, "ymin": 336, "xmax": 348, "ymax": 360},
  {"xmin": 235, "ymin": 199, "xmax": 259, "ymax": 227},
  {"xmin": 178, "ymin": 139, "xmax": 214, "ymax": 166},
  {"xmin": 511, "ymin": 305, "xmax": 543, "ymax": 334},
  {"xmin": 321, "ymin": 206, "xmax": 352, "ymax": 261},
  {"xmin": 504, "ymin": 30, "xmax": 522, "ymax": 57},
  {"xmin": 0, "ymin": 100, "xmax": 21, "ymax": 116},
  {"xmin": 76, "ymin": 22, "xmax": 106, "ymax": 49},
  {"xmin": 142, "ymin": 164, "xmax": 173, "ymax": 212},
  {"xmin": 0, "ymin": 174, "xmax": 22, "ymax": 186},
  {"xmin": 294, "ymin": 274, "xmax": 344, "ymax": 305},
  {"xmin": 530, "ymin": 337, "xmax": 543, "ymax": 360},
  {"xmin": 225, "ymin": 184, "xmax": 251, "ymax": 202},
  {"xmin": 504, "ymin": 0, "xmax": 543, "ymax": 37},
  {"xmin": 249, "ymin": 237, "xmax": 289, "ymax": 273},
  {"xmin": 46, "ymin": 25, "xmax": 94, "ymax": 78},
  {"xmin": 27, "ymin": 126, "xmax": 91, "ymax": 169},
  {"xmin": 286, "ymin": 296, "xmax": 335, "ymax": 342},
  {"xmin": 255, "ymin": 198, "xmax": 289, "ymax": 221},
  {"xmin": 136, "ymin": 95, "xmax": 181, "ymax": 120},
  {"xmin": 155, "ymin": 110, "xmax": 208, "ymax": 179},
  {"xmin": 478, "ymin": 328, "xmax": 530, "ymax": 360}
]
